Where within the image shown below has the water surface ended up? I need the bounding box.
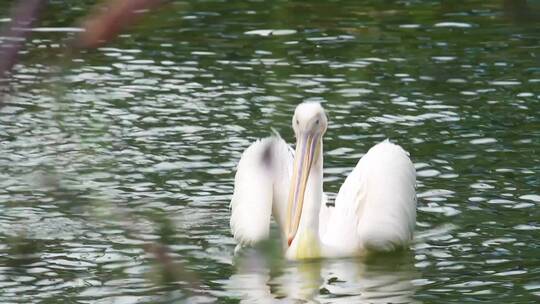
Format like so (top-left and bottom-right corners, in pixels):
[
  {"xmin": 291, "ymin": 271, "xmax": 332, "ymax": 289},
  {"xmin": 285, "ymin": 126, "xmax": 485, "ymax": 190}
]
[{"xmin": 1, "ymin": 0, "xmax": 539, "ymax": 303}]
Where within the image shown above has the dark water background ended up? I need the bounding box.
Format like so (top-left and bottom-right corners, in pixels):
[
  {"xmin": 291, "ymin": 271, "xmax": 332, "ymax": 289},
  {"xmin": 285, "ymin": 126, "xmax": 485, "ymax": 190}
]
[{"xmin": 1, "ymin": 0, "xmax": 539, "ymax": 303}]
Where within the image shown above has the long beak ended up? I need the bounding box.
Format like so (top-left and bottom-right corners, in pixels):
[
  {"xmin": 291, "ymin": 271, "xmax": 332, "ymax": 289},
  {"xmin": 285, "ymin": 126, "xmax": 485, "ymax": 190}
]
[{"xmin": 286, "ymin": 131, "xmax": 320, "ymax": 247}]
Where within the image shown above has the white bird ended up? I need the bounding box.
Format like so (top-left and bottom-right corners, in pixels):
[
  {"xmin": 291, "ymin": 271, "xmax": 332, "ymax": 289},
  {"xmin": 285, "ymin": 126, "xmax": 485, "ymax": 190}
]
[{"xmin": 230, "ymin": 102, "xmax": 416, "ymax": 260}]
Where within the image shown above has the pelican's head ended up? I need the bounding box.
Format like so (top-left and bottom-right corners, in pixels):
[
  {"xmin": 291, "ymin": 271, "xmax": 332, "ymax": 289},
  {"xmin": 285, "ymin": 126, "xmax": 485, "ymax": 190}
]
[
  {"xmin": 286, "ymin": 102, "xmax": 327, "ymax": 247},
  {"xmin": 292, "ymin": 102, "xmax": 328, "ymax": 138}
]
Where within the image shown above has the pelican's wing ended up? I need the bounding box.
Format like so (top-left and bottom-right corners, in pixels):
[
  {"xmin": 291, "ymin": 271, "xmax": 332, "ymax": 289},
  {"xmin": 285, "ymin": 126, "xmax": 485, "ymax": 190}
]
[
  {"xmin": 324, "ymin": 140, "xmax": 416, "ymax": 255},
  {"xmin": 230, "ymin": 136, "xmax": 293, "ymax": 248}
]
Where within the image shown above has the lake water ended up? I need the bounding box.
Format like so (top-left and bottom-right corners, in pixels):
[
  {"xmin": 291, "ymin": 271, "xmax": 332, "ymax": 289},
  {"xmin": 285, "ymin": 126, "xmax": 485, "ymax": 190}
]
[{"xmin": 1, "ymin": 0, "xmax": 539, "ymax": 303}]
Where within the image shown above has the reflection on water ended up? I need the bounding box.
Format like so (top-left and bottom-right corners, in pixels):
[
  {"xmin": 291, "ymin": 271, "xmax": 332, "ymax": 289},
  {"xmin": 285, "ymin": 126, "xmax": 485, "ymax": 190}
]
[
  {"xmin": 229, "ymin": 248, "xmax": 419, "ymax": 303},
  {"xmin": 1, "ymin": 0, "xmax": 540, "ymax": 303}
]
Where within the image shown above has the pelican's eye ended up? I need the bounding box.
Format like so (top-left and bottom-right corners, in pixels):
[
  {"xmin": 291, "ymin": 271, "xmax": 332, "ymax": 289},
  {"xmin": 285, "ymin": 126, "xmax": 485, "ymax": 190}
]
[
  {"xmin": 296, "ymin": 119, "xmax": 299, "ymax": 125},
  {"xmin": 315, "ymin": 119, "xmax": 319, "ymax": 125}
]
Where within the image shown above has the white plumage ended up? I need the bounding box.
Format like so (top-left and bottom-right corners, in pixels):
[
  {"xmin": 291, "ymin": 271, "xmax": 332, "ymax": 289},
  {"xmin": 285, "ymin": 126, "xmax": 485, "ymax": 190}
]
[
  {"xmin": 230, "ymin": 103, "xmax": 416, "ymax": 260},
  {"xmin": 321, "ymin": 140, "xmax": 416, "ymax": 257},
  {"xmin": 230, "ymin": 137, "xmax": 293, "ymax": 247}
]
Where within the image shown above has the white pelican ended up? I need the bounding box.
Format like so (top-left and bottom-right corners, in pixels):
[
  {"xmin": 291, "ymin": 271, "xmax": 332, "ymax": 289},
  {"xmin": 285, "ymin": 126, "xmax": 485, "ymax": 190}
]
[{"xmin": 230, "ymin": 102, "xmax": 416, "ymax": 260}]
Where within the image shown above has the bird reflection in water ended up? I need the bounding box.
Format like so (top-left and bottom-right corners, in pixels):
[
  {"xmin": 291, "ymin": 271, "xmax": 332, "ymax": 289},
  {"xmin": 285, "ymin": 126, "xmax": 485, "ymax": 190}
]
[{"xmin": 227, "ymin": 246, "xmax": 419, "ymax": 303}]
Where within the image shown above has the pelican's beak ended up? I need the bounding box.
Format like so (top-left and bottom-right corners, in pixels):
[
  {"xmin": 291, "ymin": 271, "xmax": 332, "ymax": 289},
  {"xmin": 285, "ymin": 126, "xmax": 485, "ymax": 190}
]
[{"xmin": 286, "ymin": 131, "xmax": 320, "ymax": 247}]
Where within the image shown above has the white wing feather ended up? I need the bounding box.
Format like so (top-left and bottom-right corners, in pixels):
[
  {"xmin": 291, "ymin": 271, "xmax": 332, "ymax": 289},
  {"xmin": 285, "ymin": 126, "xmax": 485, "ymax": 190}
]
[
  {"xmin": 322, "ymin": 140, "xmax": 416, "ymax": 255},
  {"xmin": 230, "ymin": 136, "xmax": 293, "ymax": 247}
]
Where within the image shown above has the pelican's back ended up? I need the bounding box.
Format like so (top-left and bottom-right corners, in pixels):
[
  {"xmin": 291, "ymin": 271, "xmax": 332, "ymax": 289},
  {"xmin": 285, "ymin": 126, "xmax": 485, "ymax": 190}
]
[{"xmin": 326, "ymin": 140, "xmax": 416, "ymax": 255}]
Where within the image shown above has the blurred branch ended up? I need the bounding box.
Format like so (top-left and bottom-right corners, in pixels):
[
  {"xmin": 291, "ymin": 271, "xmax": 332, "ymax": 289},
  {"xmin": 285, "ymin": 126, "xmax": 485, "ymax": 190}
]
[
  {"xmin": 1, "ymin": 0, "xmax": 195, "ymax": 300},
  {"xmin": 0, "ymin": 0, "xmax": 46, "ymax": 101},
  {"xmin": 76, "ymin": 0, "xmax": 165, "ymax": 49},
  {"xmin": 90, "ymin": 200, "xmax": 200, "ymax": 291},
  {"xmin": 0, "ymin": 0, "xmax": 167, "ymax": 106},
  {"xmin": 502, "ymin": 0, "xmax": 540, "ymax": 23},
  {"xmin": 144, "ymin": 243, "xmax": 199, "ymax": 288}
]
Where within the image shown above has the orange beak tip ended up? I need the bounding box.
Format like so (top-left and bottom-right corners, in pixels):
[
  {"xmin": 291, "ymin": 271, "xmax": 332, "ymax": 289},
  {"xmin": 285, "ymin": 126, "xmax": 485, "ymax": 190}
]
[{"xmin": 287, "ymin": 237, "xmax": 293, "ymax": 247}]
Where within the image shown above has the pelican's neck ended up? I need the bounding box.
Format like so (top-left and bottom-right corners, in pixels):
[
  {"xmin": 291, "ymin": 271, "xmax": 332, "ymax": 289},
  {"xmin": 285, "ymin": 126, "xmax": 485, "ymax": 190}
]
[
  {"xmin": 299, "ymin": 146, "xmax": 323, "ymax": 233},
  {"xmin": 287, "ymin": 140, "xmax": 324, "ymax": 259}
]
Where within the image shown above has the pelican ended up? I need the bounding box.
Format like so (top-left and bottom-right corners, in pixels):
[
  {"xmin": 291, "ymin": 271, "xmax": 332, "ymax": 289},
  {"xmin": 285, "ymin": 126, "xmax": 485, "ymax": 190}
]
[{"xmin": 230, "ymin": 102, "xmax": 416, "ymax": 260}]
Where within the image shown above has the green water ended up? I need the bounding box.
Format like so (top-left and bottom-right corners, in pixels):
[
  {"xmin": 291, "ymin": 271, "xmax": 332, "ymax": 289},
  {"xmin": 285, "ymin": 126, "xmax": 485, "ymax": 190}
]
[{"xmin": 1, "ymin": 0, "xmax": 539, "ymax": 303}]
